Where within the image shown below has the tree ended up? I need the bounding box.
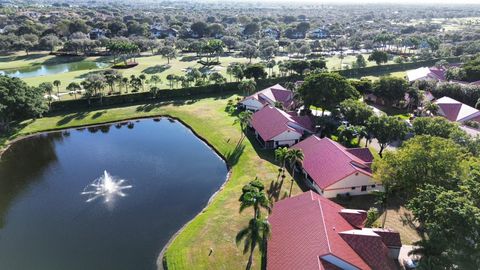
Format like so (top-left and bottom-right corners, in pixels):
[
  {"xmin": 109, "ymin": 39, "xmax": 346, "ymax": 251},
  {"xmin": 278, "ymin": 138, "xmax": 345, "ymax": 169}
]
[
  {"xmin": 373, "ymin": 135, "xmax": 467, "ymax": 195},
  {"xmin": 39, "ymin": 82, "xmax": 54, "ymax": 107},
  {"xmin": 159, "ymin": 46, "xmax": 176, "ymax": 64},
  {"xmin": 355, "ymin": 54, "xmax": 367, "ymax": 68},
  {"xmin": 66, "ymin": 82, "xmax": 81, "ymax": 99},
  {"xmin": 149, "ymin": 75, "xmax": 161, "ymax": 87},
  {"xmin": 81, "ymin": 74, "xmax": 106, "ymax": 104},
  {"xmin": 39, "ymin": 34, "xmax": 60, "ymax": 52},
  {"xmin": 239, "ymin": 178, "xmax": 271, "ymax": 218},
  {"xmin": 372, "ymin": 76, "xmax": 408, "ymax": 105},
  {"xmin": 243, "ymin": 23, "xmax": 260, "ymax": 36},
  {"xmin": 236, "ymin": 217, "xmax": 270, "ymax": 270},
  {"xmin": 412, "ymin": 117, "xmax": 464, "ymax": 139},
  {"xmin": 53, "ymin": 80, "xmax": 61, "ymax": 98},
  {"xmin": 368, "ymin": 50, "xmax": 388, "ymax": 65},
  {"xmin": 244, "ymin": 64, "xmax": 267, "ymax": 81},
  {"xmin": 298, "ymin": 45, "xmax": 311, "ymax": 57},
  {"xmin": 274, "ymin": 147, "xmax": 289, "ymax": 178},
  {"xmin": 0, "ymin": 76, "xmax": 48, "ymax": 131},
  {"xmin": 222, "ymin": 36, "xmax": 238, "ymax": 52},
  {"xmin": 365, "ymin": 207, "xmax": 379, "ymax": 227},
  {"xmin": 190, "ymin": 21, "xmax": 208, "ymax": 38},
  {"xmin": 209, "ymin": 72, "xmax": 226, "ymax": 85},
  {"xmin": 242, "ymin": 44, "xmax": 259, "ymax": 63},
  {"xmin": 286, "ymin": 148, "xmax": 304, "ymax": 197},
  {"xmin": 366, "ymin": 115, "xmax": 409, "ymax": 157},
  {"xmin": 166, "ymin": 74, "xmax": 175, "ymax": 89},
  {"xmin": 408, "ymin": 180, "xmax": 480, "ymax": 269},
  {"xmin": 234, "ymin": 110, "xmax": 253, "ymax": 140},
  {"xmin": 299, "ymin": 72, "xmax": 360, "ymax": 116},
  {"xmin": 339, "ymin": 99, "xmax": 374, "ymax": 126},
  {"xmin": 239, "ymin": 80, "xmax": 256, "ymax": 97}
]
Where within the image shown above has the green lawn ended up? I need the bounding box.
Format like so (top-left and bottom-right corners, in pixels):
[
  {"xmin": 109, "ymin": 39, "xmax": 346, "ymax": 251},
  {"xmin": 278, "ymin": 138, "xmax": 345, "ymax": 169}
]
[{"xmin": 1, "ymin": 95, "xmax": 303, "ymax": 270}]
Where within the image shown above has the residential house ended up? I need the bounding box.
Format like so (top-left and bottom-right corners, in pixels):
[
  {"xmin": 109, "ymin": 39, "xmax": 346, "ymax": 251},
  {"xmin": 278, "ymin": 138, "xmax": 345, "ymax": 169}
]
[
  {"xmin": 250, "ymin": 105, "xmax": 313, "ymax": 148},
  {"xmin": 239, "ymin": 84, "xmax": 295, "ymax": 111},
  {"xmin": 406, "ymin": 66, "xmax": 446, "ymax": 83},
  {"xmin": 150, "ymin": 25, "xmax": 178, "ymax": 38},
  {"xmin": 292, "ymin": 136, "xmax": 382, "ymax": 198},
  {"xmin": 309, "ymin": 28, "xmax": 330, "ymax": 39},
  {"xmin": 89, "ymin": 28, "xmax": 107, "ymax": 40},
  {"xmin": 434, "ymin": 96, "xmax": 480, "ymax": 123},
  {"xmin": 262, "ymin": 28, "xmax": 281, "ymax": 40},
  {"xmin": 267, "ymin": 191, "xmax": 402, "ymax": 270}
]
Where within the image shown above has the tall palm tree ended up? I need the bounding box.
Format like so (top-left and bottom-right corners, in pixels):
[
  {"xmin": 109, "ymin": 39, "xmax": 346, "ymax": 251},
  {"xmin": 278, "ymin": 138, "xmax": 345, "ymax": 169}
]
[
  {"xmin": 236, "ymin": 217, "xmax": 270, "ymax": 270},
  {"xmin": 286, "ymin": 148, "xmax": 304, "ymax": 197},
  {"xmin": 53, "ymin": 80, "xmax": 61, "ymax": 98},
  {"xmin": 239, "ymin": 80, "xmax": 256, "ymax": 97},
  {"xmin": 239, "ymin": 179, "xmax": 271, "ymax": 219},
  {"xmin": 121, "ymin": 77, "xmax": 129, "ymax": 93},
  {"xmin": 234, "ymin": 111, "xmax": 253, "ymax": 140},
  {"xmin": 66, "ymin": 82, "xmax": 81, "ymax": 100},
  {"xmin": 274, "ymin": 147, "xmax": 289, "ymax": 178},
  {"xmin": 149, "ymin": 75, "xmax": 161, "ymax": 87}
]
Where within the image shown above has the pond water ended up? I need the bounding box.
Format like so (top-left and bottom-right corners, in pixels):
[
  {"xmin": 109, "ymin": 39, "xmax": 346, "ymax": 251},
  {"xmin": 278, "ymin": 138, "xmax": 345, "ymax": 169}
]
[
  {"xmin": 0, "ymin": 61, "xmax": 109, "ymax": 79},
  {"xmin": 0, "ymin": 118, "xmax": 228, "ymax": 270}
]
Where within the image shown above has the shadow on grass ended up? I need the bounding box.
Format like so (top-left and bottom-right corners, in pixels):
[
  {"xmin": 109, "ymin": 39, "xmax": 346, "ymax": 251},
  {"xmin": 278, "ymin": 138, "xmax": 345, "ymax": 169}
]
[
  {"xmin": 0, "ymin": 53, "xmax": 49, "ymax": 63},
  {"xmin": 267, "ymin": 177, "xmax": 285, "ymax": 202},
  {"xmin": 179, "ymin": 55, "xmax": 199, "ymax": 62},
  {"xmin": 135, "ymin": 99, "xmax": 200, "ymax": 112},
  {"xmin": 142, "ymin": 65, "xmax": 170, "ymax": 74},
  {"xmin": 91, "ymin": 110, "xmax": 107, "ymax": 119},
  {"xmin": 225, "ymin": 141, "xmax": 245, "ymax": 167},
  {"xmin": 56, "ymin": 111, "xmax": 89, "ymax": 126}
]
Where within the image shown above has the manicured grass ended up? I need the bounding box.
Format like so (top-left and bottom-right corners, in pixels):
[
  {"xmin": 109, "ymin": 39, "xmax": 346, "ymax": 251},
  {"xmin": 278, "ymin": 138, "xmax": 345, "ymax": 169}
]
[{"xmin": 2, "ymin": 95, "xmax": 303, "ymax": 270}]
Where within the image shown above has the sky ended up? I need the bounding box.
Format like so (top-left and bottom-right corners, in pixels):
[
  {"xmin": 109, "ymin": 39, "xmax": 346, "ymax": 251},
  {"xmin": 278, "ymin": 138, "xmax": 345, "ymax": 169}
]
[{"xmin": 225, "ymin": 0, "xmax": 480, "ymax": 4}]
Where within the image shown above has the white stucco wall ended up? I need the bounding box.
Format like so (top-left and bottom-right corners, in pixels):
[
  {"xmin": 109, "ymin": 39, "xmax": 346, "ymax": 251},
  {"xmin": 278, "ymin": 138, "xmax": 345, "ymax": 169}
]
[
  {"xmin": 271, "ymin": 130, "xmax": 302, "ymax": 147},
  {"xmin": 322, "ymin": 172, "xmax": 383, "ymax": 198}
]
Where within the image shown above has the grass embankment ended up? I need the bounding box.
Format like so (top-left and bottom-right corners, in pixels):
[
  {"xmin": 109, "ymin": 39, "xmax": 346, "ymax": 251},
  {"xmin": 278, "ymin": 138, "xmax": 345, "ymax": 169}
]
[{"xmin": 1, "ymin": 95, "xmax": 303, "ymax": 270}]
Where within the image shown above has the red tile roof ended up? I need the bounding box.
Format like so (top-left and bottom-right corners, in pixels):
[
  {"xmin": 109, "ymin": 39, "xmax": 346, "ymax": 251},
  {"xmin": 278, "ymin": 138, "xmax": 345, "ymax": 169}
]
[
  {"xmin": 435, "ymin": 96, "xmax": 480, "ymax": 122},
  {"xmin": 267, "ymin": 191, "xmax": 399, "ymax": 270},
  {"xmin": 251, "ymin": 106, "xmax": 313, "ymax": 141},
  {"xmin": 242, "ymin": 84, "xmax": 295, "ymax": 109},
  {"xmin": 292, "ymin": 136, "xmax": 373, "ymax": 189},
  {"xmin": 372, "ymin": 228, "xmax": 402, "ymax": 248},
  {"xmin": 339, "ymin": 229, "xmax": 397, "ymax": 270},
  {"xmin": 339, "ymin": 209, "xmax": 367, "ymax": 229}
]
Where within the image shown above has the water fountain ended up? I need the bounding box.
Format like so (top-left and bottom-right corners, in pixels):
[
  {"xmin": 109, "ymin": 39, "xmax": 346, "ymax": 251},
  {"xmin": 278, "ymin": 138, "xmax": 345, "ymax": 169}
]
[{"xmin": 81, "ymin": 170, "xmax": 133, "ymax": 204}]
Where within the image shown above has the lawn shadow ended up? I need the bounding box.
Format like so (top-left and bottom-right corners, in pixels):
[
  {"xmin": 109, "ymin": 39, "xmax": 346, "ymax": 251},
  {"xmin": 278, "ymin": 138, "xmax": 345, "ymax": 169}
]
[
  {"xmin": 179, "ymin": 55, "xmax": 199, "ymax": 62},
  {"xmin": 42, "ymin": 56, "xmax": 86, "ymax": 65},
  {"xmin": 225, "ymin": 141, "xmax": 246, "ymax": 167},
  {"xmin": 267, "ymin": 177, "xmax": 285, "ymax": 202},
  {"xmin": 56, "ymin": 111, "xmax": 89, "ymax": 126},
  {"xmin": 0, "ymin": 53, "xmax": 49, "ymax": 63},
  {"xmin": 142, "ymin": 65, "xmax": 170, "ymax": 74},
  {"xmin": 91, "ymin": 110, "xmax": 107, "ymax": 119}
]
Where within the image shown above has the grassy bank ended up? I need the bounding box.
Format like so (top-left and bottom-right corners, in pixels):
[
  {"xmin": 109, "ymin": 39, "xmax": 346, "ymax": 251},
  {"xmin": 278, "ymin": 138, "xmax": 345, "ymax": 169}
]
[{"xmin": 1, "ymin": 95, "xmax": 303, "ymax": 270}]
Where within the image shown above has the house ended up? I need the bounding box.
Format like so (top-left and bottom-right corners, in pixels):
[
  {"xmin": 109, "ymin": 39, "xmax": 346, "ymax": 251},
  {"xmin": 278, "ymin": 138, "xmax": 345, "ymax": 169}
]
[
  {"xmin": 89, "ymin": 28, "xmax": 107, "ymax": 40},
  {"xmin": 292, "ymin": 136, "xmax": 382, "ymax": 198},
  {"xmin": 434, "ymin": 96, "xmax": 480, "ymax": 123},
  {"xmin": 406, "ymin": 66, "xmax": 446, "ymax": 82},
  {"xmin": 309, "ymin": 28, "xmax": 330, "ymax": 39},
  {"xmin": 267, "ymin": 191, "xmax": 401, "ymax": 270},
  {"xmin": 239, "ymin": 84, "xmax": 295, "ymax": 111},
  {"xmin": 262, "ymin": 28, "xmax": 281, "ymax": 40},
  {"xmin": 150, "ymin": 26, "xmax": 178, "ymax": 38},
  {"xmin": 250, "ymin": 106, "xmax": 313, "ymax": 149}
]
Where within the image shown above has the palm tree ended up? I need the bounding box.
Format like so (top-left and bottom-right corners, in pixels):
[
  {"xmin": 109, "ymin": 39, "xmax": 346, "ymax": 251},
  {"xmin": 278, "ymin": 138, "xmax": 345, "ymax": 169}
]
[
  {"xmin": 236, "ymin": 217, "xmax": 270, "ymax": 270},
  {"xmin": 274, "ymin": 147, "xmax": 289, "ymax": 179},
  {"xmin": 476, "ymin": 98, "xmax": 480, "ymax": 109},
  {"xmin": 239, "ymin": 179, "xmax": 271, "ymax": 219},
  {"xmin": 286, "ymin": 148, "xmax": 304, "ymax": 197},
  {"xmin": 424, "ymin": 101, "xmax": 439, "ymax": 116},
  {"xmin": 121, "ymin": 77, "xmax": 129, "ymax": 93},
  {"xmin": 139, "ymin": 74, "xmax": 146, "ymax": 91},
  {"xmin": 239, "ymin": 80, "xmax": 256, "ymax": 97},
  {"xmin": 53, "ymin": 80, "xmax": 61, "ymax": 98},
  {"xmin": 149, "ymin": 75, "xmax": 161, "ymax": 87},
  {"xmin": 234, "ymin": 111, "xmax": 253, "ymax": 140},
  {"xmin": 66, "ymin": 82, "xmax": 81, "ymax": 99}
]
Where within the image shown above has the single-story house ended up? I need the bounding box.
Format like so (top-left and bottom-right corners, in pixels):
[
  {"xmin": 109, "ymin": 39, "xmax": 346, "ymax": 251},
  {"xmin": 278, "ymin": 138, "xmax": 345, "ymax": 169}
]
[
  {"xmin": 239, "ymin": 84, "xmax": 294, "ymax": 111},
  {"xmin": 250, "ymin": 105, "xmax": 313, "ymax": 148},
  {"xmin": 309, "ymin": 28, "xmax": 330, "ymax": 39},
  {"xmin": 267, "ymin": 191, "xmax": 402, "ymax": 270},
  {"xmin": 89, "ymin": 28, "xmax": 107, "ymax": 40},
  {"xmin": 151, "ymin": 26, "xmax": 178, "ymax": 38},
  {"xmin": 406, "ymin": 66, "xmax": 446, "ymax": 83},
  {"xmin": 292, "ymin": 136, "xmax": 382, "ymax": 198},
  {"xmin": 263, "ymin": 28, "xmax": 281, "ymax": 40},
  {"xmin": 435, "ymin": 96, "xmax": 480, "ymax": 123}
]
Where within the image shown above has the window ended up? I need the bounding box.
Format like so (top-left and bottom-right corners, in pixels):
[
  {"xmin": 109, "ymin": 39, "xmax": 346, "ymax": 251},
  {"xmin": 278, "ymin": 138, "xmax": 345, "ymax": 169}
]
[
  {"xmin": 351, "ymin": 187, "xmax": 356, "ymax": 190},
  {"xmin": 371, "ymin": 184, "xmax": 376, "ymax": 188},
  {"xmin": 361, "ymin": 185, "xmax": 367, "ymax": 192}
]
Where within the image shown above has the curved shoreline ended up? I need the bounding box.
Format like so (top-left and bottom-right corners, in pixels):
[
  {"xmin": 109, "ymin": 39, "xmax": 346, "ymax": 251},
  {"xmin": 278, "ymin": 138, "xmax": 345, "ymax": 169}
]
[{"xmin": 0, "ymin": 115, "xmax": 234, "ymax": 270}]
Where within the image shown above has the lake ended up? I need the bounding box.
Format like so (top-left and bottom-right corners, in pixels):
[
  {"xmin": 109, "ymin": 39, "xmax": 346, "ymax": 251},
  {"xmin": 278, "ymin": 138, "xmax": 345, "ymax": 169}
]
[
  {"xmin": 0, "ymin": 61, "xmax": 109, "ymax": 79},
  {"xmin": 0, "ymin": 118, "xmax": 228, "ymax": 270}
]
